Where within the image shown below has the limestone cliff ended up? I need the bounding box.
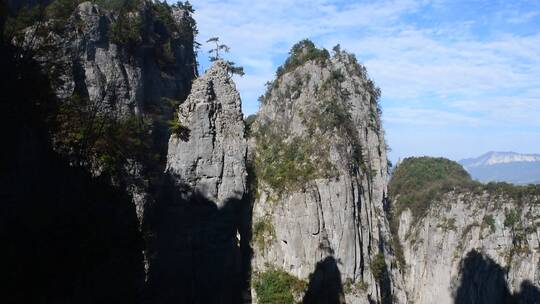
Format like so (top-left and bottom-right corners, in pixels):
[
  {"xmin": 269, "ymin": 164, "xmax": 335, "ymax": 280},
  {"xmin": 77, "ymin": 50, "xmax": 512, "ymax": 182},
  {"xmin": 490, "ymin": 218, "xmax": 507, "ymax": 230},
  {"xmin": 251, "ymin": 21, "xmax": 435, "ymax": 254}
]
[
  {"xmin": 24, "ymin": 1, "xmax": 196, "ymax": 118},
  {"xmin": 18, "ymin": 1, "xmax": 197, "ymax": 223},
  {"xmin": 166, "ymin": 60, "xmax": 247, "ymax": 205},
  {"xmin": 9, "ymin": 0, "xmax": 199, "ymax": 287},
  {"xmin": 146, "ymin": 60, "xmax": 250, "ymax": 303},
  {"xmin": 391, "ymin": 157, "xmax": 540, "ymax": 304},
  {"xmin": 250, "ymin": 41, "xmax": 405, "ymax": 303}
]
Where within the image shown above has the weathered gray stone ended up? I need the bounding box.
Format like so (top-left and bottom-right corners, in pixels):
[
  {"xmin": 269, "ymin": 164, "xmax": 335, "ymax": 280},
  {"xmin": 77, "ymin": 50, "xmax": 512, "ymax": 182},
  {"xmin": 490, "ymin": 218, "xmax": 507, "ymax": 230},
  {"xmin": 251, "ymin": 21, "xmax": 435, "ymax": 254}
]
[
  {"xmin": 167, "ymin": 60, "xmax": 248, "ymax": 205},
  {"xmin": 398, "ymin": 191, "xmax": 540, "ymax": 304},
  {"xmin": 250, "ymin": 47, "xmax": 406, "ymax": 303},
  {"xmin": 21, "ymin": 1, "xmax": 197, "ymax": 283},
  {"xmin": 150, "ymin": 60, "xmax": 249, "ymax": 303},
  {"xmin": 23, "ymin": 1, "xmax": 197, "ymax": 224}
]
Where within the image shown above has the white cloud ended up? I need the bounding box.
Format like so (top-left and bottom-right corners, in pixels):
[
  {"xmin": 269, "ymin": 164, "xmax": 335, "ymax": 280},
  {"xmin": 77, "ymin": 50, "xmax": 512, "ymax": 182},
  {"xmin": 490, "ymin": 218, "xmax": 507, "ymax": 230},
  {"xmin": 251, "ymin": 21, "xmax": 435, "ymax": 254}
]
[
  {"xmin": 383, "ymin": 107, "xmax": 483, "ymax": 127},
  {"xmin": 507, "ymin": 11, "xmax": 540, "ymax": 24},
  {"xmin": 191, "ymin": 0, "xmax": 428, "ymax": 115}
]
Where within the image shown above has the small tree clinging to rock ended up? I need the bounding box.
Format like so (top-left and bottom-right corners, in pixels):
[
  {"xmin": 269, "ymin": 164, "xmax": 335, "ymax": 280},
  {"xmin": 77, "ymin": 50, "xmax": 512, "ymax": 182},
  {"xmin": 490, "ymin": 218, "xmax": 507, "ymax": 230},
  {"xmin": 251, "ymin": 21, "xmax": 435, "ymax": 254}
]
[
  {"xmin": 206, "ymin": 36, "xmax": 244, "ymax": 76},
  {"xmin": 207, "ymin": 36, "xmax": 229, "ymax": 61}
]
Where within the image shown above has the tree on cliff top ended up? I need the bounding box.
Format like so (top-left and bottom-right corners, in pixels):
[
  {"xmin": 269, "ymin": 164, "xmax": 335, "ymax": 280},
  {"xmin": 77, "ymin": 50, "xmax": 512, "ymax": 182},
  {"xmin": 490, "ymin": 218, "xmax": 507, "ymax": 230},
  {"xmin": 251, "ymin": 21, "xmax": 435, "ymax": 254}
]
[{"xmin": 206, "ymin": 36, "xmax": 245, "ymax": 76}]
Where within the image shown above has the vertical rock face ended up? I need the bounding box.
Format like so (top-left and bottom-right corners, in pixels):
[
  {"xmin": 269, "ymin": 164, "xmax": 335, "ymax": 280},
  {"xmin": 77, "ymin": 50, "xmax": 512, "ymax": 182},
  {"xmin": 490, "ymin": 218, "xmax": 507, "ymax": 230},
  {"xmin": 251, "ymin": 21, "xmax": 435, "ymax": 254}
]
[
  {"xmin": 26, "ymin": 2, "xmax": 196, "ymax": 119},
  {"xmin": 166, "ymin": 60, "xmax": 247, "ymax": 205},
  {"xmin": 398, "ymin": 191, "xmax": 540, "ymax": 304},
  {"xmin": 16, "ymin": 0, "xmax": 198, "ymax": 284},
  {"xmin": 23, "ymin": 1, "xmax": 197, "ymax": 223},
  {"xmin": 147, "ymin": 60, "xmax": 249, "ymax": 303},
  {"xmin": 43, "ymin": 2, "xmax": 196, "ymax": 117},
  {"xmin": 250, "ymin": 42, "xmax": 405, "ymax": 303}
]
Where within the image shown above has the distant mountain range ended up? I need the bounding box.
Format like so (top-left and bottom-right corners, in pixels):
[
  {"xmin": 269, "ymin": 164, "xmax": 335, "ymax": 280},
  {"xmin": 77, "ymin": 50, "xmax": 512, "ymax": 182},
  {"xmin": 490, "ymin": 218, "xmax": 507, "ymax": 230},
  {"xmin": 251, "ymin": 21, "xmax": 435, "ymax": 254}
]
[{"xmin": 459, "ymin": 152, "xmax": 540, "ymax": 185}]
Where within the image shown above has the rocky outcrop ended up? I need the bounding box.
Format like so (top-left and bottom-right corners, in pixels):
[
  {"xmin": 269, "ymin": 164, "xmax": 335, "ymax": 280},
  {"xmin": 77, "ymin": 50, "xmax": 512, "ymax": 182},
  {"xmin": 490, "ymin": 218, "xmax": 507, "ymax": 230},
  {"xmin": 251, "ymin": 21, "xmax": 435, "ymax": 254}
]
[
  {"xmin": 146, "ymin": 60, "xmax": 249, "ymax": 303},
  {"xmin": 250, "ymin": 41, "xmax": 405, "ymax": 303},
  {"xmin": 390, "ymin": 158, "xmax": 540, "ymax": 304},
  {"xmin": 398, "ymin": 191, "xmax": 540, "ymax": 304},
  {"xmin": 166, "ymin": 60, "xmax": 247, "ymax": 205},
  {"xmin": 26, "ymin": 1, "xmax": 196, "ymax": 119},
  {"xmin": 20, "ymin": 1, "xmax": 197, "ymax": 223}
]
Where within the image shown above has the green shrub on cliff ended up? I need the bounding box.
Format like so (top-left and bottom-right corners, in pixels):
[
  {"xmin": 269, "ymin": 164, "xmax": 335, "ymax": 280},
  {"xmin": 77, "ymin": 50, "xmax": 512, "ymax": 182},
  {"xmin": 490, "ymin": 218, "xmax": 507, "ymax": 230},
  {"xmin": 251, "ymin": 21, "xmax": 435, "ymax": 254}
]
[
  {"xmin": 253, "ymin": 269, "xmax": 307, "ymax": 304},
  {"xmin": 389, "ymin": 157, "xmax": 540, "ymax": 223},
  {"xmin": 108, "ymin": 13, "xmax": 143, "ymax": 46},
  {"xmin": 254, "ymin": 132, "xmax": 318, "ymax": 193},
  {"xmin": 370, "ymin": 252, "xmax": 387, "ymax": 281},
  {"xmin": 252, "ymin": 217, "xmax": 275, "ymax": 252},
  {"xmin": 276, "ymin": 39, "xmax": 330, "ymax": 78},
  {"xmin": 168, "ymin": 119, "xmax": 190, "ymax": 141},
  {"xmin": 253, "ymin": 128, "xmax": 335, "ymax": 196},
  {"xmin": 54, "ymin": 94, "xmax": 154, "ymax": 180},
  {"xmin": 483, "ymin": 214, "xmax": 496, "ymax": 232},
  {"xmin": 504, "ymin": 210, "xmax": 520, "ymax": 228}
]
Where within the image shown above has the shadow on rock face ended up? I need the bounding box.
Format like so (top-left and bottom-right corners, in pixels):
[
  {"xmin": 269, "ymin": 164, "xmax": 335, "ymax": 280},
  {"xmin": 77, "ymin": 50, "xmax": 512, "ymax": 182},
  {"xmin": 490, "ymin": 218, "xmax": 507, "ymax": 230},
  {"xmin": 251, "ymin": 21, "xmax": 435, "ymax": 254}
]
[
  {"xmin": 1, "ymin": 35, "xmax": 145, "ymax": 304},
  {"xmin": 515, "ymin": 280, "xmax": 540, "ymax": 304},
  {"xmin": 145, "ymin": 173, "xmax": 252, "ymax": 304},
  {"xmin": 452, "ymin": 249, "xmax": 540, "ymax": 304},
  {"xmin": 303, "ymin": 256, "xmax": 345, "ymax": 304}
]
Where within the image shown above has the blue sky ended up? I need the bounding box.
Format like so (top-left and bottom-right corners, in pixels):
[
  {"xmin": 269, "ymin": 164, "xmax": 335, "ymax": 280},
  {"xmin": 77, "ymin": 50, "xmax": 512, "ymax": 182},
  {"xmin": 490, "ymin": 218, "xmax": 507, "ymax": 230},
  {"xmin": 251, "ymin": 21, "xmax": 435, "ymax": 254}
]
[{"xmin": 171, "ymin": 0, "xmax": 540, "ymax": 162}]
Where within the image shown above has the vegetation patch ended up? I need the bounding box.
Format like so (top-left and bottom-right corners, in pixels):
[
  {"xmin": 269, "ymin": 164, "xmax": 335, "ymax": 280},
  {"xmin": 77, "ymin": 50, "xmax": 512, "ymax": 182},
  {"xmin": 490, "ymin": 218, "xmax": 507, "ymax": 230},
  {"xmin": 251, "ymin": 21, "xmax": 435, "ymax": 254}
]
[
  {"xmin": 253, "ymin": 269, "xmax": 307, "ymax": 304},
  {"xmin": 302, "ymin": 68, "xmax": 370, "ymax": 177},
  {"xmin": 370, "ymin": 252, "xmax": 387, "ymax": 281},
  {"xmin": 244, "ymin": 114, "xmax": 257, "ymax": 138},
  {"xmin": 504, "ymin": 209, "xmax": 521, "ymax": 228},
  {"xmin": 45, "ymin": 0, "xmax": 86, "ymax": 21},
  {"xmin": 54, "ymin": 94, "xmax": 155, "ymax": 181},
  {"xmin": 437, "ymin": 218, "xmax": 457, "ymax": 232},
  {"xmin": 252, "ymin": 217, "xmax": 276, "ymax": 252},
  {"xmin": 259, "ymin": 39, "xmax": 329, "ymax": 103},
  {"xmin": 253, "ymin": 127, "xmax": 335, "ymax": 196},
  {"xmin": 344, "ymin": 278, "xmax": 368, "ymax": 295},
  {"xmin": 484, "ymin": 182, "xmax": 540, "ymax": 201},
  {"xmin": 276, "ymin": 39, "xmax": 330, "ymax": 78},
  {"xmin": 95, "ymin": 0, "xmax": 141, "ymax": 10},
  {"xmin": 4, "ymin": 5, "xmax": 44, "ymax": 40},
  {"xmin": 389, "ymin": 157, "xmax": 540, "ymax": 248},
  {"xmin": 388, "ymin": 222, "xmax": 406, "ymax": 271},
  {"xmin": 389, "ymin": 157, "xmax": 478, "ymax": 221},
  {"xmin": 168, "ymin": 119, "xmax": 190, "ymax": 141},
  {"xmin": 108, "ymin": 12, "xmax": 143, "ymax": 47},
  {"xmin": 483, "ymin": 214, "xmax": 496, "ymax": 233}
]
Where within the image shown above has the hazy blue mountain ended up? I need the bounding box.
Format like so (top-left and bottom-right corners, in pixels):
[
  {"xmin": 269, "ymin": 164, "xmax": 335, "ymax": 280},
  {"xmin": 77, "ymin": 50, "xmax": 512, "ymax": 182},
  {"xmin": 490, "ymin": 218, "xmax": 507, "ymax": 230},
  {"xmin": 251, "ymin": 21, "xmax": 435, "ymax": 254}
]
[{"xmin": 459, "ymin": 152, "xmax": 540, "ymax": 184}]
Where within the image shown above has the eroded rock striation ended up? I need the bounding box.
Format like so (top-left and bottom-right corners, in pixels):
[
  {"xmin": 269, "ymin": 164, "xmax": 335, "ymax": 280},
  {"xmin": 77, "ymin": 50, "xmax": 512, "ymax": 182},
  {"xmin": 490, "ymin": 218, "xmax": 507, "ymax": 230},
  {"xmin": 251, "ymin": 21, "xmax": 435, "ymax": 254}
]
[
  {"xmin": 146, "ymin": 60, "xmax": 249, "ymax": 303},
  {"xmin": 250, "ymin": 41, "xmax": 406, "ymax": 303},
  {"xmin": 166, "ymin": 60, "xmax": 248, "ymax": 205}
]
